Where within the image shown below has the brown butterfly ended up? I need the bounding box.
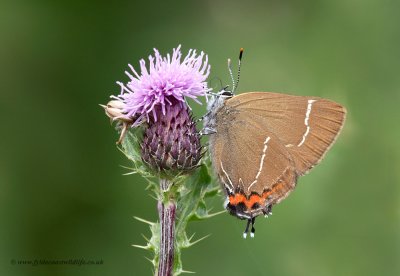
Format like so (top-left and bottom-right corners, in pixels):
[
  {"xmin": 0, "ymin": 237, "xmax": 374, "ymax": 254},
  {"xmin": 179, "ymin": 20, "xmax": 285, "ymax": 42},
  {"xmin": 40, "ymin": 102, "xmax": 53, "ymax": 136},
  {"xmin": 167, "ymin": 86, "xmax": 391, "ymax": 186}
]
[{"xmin": 203, "ymin": 49, "xmax": 346, "ymax": 238}]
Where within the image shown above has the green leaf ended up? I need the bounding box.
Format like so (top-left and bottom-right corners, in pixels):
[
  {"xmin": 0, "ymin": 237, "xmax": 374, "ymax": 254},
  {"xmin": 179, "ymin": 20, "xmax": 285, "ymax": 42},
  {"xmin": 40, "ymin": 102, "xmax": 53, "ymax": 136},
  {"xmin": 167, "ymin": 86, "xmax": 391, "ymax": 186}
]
[
  {"xmin": 119, "ymin": 129, "xmax": 157, "ymax": 188},
  {"xmin": 173, "ymin": 163, "xmax": 222, "ymax": 275}
]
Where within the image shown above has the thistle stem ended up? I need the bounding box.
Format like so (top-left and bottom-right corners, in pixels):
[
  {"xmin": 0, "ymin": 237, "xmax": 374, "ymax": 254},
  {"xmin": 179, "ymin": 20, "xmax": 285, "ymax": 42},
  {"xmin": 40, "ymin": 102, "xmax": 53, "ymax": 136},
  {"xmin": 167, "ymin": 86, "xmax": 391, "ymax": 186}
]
[{"xmin": 157, "ymin": 179, "xmax": 176, "ymax": 276}]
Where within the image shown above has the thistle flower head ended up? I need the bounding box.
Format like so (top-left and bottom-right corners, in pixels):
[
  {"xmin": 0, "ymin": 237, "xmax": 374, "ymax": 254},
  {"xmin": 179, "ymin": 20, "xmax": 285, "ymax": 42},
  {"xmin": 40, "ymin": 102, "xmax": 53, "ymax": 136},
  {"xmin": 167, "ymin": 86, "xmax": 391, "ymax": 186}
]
[
  {"xmin": 103, "ymin": 45, "xmax": 210, "ymax": 174},
  {"xmin": 113, "ymin": 45, "xmax": 211, "ymax": 124}
]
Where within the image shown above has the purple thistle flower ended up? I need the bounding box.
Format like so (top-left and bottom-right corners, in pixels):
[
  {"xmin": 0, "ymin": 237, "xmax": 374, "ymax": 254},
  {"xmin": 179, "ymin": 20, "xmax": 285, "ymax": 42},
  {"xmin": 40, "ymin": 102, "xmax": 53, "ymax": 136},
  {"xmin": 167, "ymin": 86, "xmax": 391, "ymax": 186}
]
[
  {"xmin": 113, "ymin": 45, "xmax": 211, "ymax": 124},
  {"xmin": 102, "ymin": 45, "xmax": 209, "ymax": 175}
]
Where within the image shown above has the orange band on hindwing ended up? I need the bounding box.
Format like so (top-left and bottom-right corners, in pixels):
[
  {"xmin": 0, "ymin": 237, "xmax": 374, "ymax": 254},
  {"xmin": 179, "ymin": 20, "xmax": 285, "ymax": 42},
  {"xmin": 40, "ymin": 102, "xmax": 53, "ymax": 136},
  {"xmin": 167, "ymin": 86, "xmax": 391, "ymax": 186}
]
[{"xmin": 228, "ymin": 182, "xmax": 285, "ymax": 210}]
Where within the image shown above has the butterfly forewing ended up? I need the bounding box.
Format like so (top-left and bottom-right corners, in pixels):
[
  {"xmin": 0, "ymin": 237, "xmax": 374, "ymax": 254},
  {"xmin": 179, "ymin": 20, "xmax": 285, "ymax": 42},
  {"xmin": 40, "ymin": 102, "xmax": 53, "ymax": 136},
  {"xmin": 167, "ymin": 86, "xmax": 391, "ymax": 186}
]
[{"xmin": 226, "ymin": 92, "xmax": 346, "ymax": 175}]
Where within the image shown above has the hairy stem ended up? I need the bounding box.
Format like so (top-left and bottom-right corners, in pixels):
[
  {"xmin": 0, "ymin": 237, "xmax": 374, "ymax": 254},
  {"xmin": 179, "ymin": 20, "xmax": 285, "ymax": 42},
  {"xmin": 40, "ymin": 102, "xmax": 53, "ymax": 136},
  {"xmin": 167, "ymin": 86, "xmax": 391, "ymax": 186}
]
[{"xmin": 157, "ymin": 179, "xmax": 176, "ymax": 276}]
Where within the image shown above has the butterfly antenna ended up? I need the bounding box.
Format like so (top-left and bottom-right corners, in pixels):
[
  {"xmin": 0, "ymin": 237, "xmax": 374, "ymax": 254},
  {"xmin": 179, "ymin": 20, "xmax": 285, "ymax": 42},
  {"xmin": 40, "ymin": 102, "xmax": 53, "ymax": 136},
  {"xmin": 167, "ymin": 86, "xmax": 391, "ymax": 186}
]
[
  {"xmin": 233, "ymin": 48, "xmax": 244, "ymax": 93},
  {"xmin": 227, "ymin": 58, "xmax": 235, "ymax": 92}
]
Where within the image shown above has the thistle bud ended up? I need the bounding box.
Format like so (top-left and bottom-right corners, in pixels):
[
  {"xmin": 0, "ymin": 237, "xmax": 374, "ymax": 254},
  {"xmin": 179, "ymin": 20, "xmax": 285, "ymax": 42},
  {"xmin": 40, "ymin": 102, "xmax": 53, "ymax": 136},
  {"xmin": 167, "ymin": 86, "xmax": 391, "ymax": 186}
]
[{"xmin": 141, "ymin": 101, "xmax": 202, "ymax": 177}]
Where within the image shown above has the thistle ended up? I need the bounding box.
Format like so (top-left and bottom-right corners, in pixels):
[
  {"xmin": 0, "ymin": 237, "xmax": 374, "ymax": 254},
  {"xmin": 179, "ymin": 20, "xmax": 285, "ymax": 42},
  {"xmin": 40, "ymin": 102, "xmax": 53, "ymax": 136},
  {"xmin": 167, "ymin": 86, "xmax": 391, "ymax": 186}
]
[{"xmin": 101, "ymin": 46, "xmax": 219, "ymax": 275}]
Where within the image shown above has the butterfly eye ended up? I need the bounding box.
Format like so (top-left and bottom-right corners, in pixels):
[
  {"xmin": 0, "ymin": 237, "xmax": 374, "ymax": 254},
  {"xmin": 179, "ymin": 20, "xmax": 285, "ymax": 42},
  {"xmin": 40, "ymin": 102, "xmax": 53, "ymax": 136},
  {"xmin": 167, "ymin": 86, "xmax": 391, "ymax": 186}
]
[{"xmin": 220, "ymin": 91, "xmax": 233, "ymax": 97}]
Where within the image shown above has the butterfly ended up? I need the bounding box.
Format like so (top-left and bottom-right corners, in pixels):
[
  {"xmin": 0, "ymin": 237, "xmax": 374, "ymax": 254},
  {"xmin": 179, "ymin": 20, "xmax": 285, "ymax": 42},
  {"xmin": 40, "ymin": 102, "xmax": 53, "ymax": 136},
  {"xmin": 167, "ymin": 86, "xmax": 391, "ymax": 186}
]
[{"xmin": 203, "ymin": 49, "xmax": 346, "ymax": 238}]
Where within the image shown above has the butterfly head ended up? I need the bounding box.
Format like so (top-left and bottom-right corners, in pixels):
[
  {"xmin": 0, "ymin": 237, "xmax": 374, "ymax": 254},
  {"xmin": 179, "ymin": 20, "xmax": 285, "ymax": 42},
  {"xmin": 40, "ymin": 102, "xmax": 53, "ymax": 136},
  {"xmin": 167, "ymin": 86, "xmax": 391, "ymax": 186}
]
[{"xmin": 206, "ymin": 86, "xmax": 233, "ymax": 111}]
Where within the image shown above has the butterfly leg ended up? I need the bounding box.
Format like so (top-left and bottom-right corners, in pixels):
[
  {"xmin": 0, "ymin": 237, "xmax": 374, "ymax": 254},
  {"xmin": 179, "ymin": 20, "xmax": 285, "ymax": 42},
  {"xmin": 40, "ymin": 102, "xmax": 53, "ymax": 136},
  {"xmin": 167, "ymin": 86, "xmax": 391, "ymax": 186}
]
[
  {"xmin": 196, "ymin": 111, "xmax": 211, "ymax": 123},
  {"xmin": 198, "ymin": 127, "xmax": 217, "ymax": 136},
  {"xmin": 262, "ymin": 205, "xmax": 273, "ymax": 218},
  {"xmin": 250, "ymin": 217, "xmax": 256, "ymax": 238},
  {"xmin": 243, "ymin": 218, "xmax": 251, "ymax": 239},
  {"xmin": 187, "ymin": 112, "xmax": 210, "ymax": 130}
]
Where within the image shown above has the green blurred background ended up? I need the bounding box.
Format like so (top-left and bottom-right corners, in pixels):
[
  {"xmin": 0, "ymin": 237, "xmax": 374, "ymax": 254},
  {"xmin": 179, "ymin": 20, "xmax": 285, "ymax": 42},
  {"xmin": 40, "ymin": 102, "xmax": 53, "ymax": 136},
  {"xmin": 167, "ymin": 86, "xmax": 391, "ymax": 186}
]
[{"xmin": 1, "ymin": 0, "xmax": 399, "ymax": 275}]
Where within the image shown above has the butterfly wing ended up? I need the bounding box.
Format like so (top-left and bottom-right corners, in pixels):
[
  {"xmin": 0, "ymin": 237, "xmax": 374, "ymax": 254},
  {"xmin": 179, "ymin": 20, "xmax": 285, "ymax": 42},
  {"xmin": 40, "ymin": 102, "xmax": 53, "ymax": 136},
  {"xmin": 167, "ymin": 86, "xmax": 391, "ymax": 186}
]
[
  {"xmin": 209, "ymin": 106, "xmax": 297, "ymax": 204},
  {"xmin": 226, "ymin": 92, "xmax": 346, "ymax": 175}
]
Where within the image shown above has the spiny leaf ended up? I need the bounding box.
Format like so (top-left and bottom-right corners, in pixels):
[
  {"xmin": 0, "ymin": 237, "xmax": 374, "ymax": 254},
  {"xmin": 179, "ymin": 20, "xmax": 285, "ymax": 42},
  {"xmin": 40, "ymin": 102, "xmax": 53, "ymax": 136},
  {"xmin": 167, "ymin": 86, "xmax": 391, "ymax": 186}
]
[
  {"xmin": 172, "ymin": 163, "xmax": 222, "ymax": 274},
  {"xmin": 133, "ymin": 216, "xmax": 155, "ymax": 226},
  {"xmin": 132, "ymin": 244, "xmax": 150, "ymax": 250},
  {"xmin": 186, "ymin": 234, "xmax": 211, "ymax": 247}
]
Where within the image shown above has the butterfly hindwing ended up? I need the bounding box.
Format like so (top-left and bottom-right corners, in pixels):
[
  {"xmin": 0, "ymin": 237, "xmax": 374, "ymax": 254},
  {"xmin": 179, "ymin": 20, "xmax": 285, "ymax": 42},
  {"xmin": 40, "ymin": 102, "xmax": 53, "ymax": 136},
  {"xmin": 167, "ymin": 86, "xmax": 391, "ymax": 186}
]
[{"xmin": 209, "ymin": 102, "xmax": 297, "ymax": 205}]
